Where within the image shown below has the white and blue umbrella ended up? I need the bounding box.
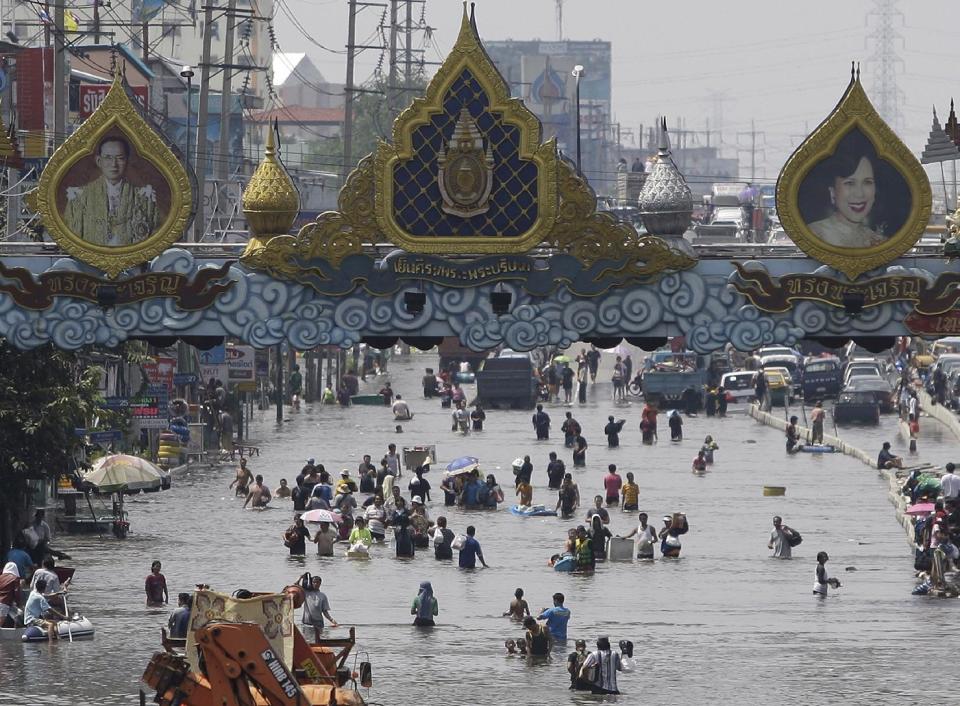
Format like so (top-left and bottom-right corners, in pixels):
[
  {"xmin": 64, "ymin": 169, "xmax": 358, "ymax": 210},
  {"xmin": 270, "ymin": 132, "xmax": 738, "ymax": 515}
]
[{"xmin": 445, "ymin": 456, "xmax": 480, "ymax": 476}]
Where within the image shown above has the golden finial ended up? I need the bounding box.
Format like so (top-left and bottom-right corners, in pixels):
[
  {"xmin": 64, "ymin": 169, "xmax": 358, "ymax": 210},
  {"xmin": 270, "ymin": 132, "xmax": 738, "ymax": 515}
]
[{"xmin": 242, "ymin": 120, "xmax": 300, "ymax": 247}]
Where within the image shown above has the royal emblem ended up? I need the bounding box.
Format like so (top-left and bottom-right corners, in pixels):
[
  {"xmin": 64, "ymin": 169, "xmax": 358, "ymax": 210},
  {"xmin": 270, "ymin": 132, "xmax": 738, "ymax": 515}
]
[{"xmin": 437, "ymin": 108, "xmax": 494, "ymax": 218}]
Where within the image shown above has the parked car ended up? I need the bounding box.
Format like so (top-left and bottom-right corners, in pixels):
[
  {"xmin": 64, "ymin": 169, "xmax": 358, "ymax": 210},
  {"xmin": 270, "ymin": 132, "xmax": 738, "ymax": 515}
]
[
  {"xmin": 840, "ymin": 359, "xmax": 882, "ymax": 384},
  {"xmin": 760, "ymin": 356, "xmax": 802, "ymax": 396},
  {"xmin": 801, "ymin": 356, "xmax": 842, "ymax": 400},
  {"xmin": 931, "ymin": 338, "xmax": 960, "ymax": 357},
  {"xmin": 720, "ymin": 370, "xmax": 757, "ymax": 403},
  {"xmin": 833, "ymin": 390, "xmax": 881, "ymax": 424},
  {"xmin": 762, "ymin": 369, "xmax": 792, "ymax": 407},
  {"xmin": 756, "ymin": 346, "xmax": 802, "ymax": 362},
  {"xmin": 844, "ymin": 377, "xmax": 895, "ymax": 412}
]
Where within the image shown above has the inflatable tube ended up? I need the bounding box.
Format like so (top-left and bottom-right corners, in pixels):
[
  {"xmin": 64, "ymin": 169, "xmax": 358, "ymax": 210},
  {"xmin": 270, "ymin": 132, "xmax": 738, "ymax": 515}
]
[
  {"xmin": 553, "ymin": 555, "xmax": 577, "ymax": 572},
  {"xmin": 510, "ymin": 504, "xmax": 557, "ymax": 517},
  {"xmin": 22, "ymin": 617, "xmax": 95, "ymax": 642},
  {"xmin": 798, "ymin": 444, "xmax": 837, "ymax": 453}
]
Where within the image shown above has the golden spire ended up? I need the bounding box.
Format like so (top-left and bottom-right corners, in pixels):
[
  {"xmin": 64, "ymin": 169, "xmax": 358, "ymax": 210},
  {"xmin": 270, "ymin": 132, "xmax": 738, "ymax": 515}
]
[{"xmin": 242, "ymin": 121, "xmax": 300, "ymax": 243}]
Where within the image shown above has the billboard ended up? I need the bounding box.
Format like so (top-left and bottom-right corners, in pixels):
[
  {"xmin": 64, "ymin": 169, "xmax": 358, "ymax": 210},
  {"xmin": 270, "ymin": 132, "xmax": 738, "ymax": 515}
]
[{"xmin": 79, "ymin": 84, "xmax": 148, "ymax": 118}]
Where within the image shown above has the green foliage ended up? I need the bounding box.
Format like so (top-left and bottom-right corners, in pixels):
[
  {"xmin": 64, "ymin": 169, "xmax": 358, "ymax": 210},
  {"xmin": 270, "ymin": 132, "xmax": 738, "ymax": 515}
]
[{"xmin": 0, "ymin": 342, "xmax": 117, "ymax": 486}]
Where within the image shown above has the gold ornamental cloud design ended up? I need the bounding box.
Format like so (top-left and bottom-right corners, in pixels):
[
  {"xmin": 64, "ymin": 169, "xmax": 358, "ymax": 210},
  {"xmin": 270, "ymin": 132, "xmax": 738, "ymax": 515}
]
[
  {"xmin": 776, "ymin": 69, "xmax": 931, "ymax": 280},
  {"xmin": 31, "ymin": 71, "xmax": 193, "ymax": 278}
]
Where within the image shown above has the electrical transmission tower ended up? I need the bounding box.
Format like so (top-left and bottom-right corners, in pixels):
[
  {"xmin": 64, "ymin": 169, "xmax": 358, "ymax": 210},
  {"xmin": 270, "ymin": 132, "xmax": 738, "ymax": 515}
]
[{"xmin": 866, "ymin": 0, "xmax": 905, "ymax": 133}]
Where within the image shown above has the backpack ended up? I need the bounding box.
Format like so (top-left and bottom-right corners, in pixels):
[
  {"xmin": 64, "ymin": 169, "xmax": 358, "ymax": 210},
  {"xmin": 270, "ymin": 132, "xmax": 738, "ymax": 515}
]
[{"xmin": 784, "ymin": 526, "xmax": 803, "ymax": 547}]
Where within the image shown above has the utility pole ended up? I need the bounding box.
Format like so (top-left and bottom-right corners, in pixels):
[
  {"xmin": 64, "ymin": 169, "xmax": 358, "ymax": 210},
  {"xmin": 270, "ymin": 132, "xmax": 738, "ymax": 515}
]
[
  {"xmin": 193, "ymin": 3, "xmax": 214, "ymax": 241},
  {"xmin": 93, "ymin": 0, "xmax": 102, "ymax": 44},
  {"xmin": 387, "ymin": 0, "xmax": 398, "ymax": 117},
  {"xmin": 342, "ymin": 0, "xmax": 358, "ymax": 185},
  {"xmin": 216, "ymin": 0, "xmax": 238, "ymax": 182},
  {"xmin": 52, "ymin": 0, "xmax": 65, "ymax": 150},
  {"xmin": 404, "ymin": 0, "xmax": 413, "ymax": 87},
  {"xmin": 736, "ymin": 120, "xmax": 765, "ymax": 184}
]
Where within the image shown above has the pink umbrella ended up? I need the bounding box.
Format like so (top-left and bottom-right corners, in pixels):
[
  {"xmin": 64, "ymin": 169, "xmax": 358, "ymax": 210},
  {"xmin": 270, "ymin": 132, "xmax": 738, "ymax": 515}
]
[
  {"xmin": 301, "ymin": 509, "xmax": 342, "ymax": 524},
  {"xmin": 905, "ymin": 502, "xmax": 936, "ymax": 516}
]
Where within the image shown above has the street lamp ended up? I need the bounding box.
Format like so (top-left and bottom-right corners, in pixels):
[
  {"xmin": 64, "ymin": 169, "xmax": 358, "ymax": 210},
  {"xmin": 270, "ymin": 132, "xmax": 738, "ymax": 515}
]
[
  {"xmin": 180, "ymin": 65, "xmax": 195, "ymax": 173},
  {"xmin": 571, "ymin": 64, "xmax": 585, "ymax": 175}
]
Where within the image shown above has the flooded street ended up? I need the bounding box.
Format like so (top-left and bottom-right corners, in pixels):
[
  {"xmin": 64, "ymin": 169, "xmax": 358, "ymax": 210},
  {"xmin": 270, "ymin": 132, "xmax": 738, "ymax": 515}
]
[{"xmin": 2, "ymin": 348, "xmax": 956, "ymax": 705}]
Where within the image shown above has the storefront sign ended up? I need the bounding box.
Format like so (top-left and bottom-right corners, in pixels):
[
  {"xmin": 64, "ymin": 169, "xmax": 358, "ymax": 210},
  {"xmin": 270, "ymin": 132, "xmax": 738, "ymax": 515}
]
[
  {"xmin": 227, "ymin": 344, "xmax": 255, "ymax": 382},
  {"xmin": 129, "ymin": 384, "xmax": 168, "ymax": 429},
  {"xmin": 89, "ymin": 429, "xmax": 123, "ymax": 444},
  {"xmin": 79, "ymin": 84, "xmax": 148, "ymax": 118},
  {"xmin": 143, "ymin": 356, "xmax": 176, "ymax": 391}
]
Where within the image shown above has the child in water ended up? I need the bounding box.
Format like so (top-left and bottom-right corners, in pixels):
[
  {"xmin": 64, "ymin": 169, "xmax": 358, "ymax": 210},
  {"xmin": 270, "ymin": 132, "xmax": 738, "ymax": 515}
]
[
  {"xmin": 701, "ymin": 435, "xmax": 719, "ymax": 464},
  {"xmin": 516, "ymin": 480, "xmax": 533, "ymax": 507},
  {"xmin": 503, "ymin": 587, "xmax": 530, "ymax": 620}
]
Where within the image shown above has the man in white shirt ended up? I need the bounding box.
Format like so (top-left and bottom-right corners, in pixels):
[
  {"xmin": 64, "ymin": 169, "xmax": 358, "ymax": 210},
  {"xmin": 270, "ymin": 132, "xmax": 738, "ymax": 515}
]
[
  {"xmin": 392, "ymin": 396, "xmax": 412, "ymax": 420},
  {"xmin": 385, "ymin": 443, "xmax": 401, "ymax": 478},
  {"xmin": 941, "ymin": 463, "xmax": 960, "ymax": 502},
  {"xmin": 30, "ymin": 558, "xmax": 64, "ymax": 595}
]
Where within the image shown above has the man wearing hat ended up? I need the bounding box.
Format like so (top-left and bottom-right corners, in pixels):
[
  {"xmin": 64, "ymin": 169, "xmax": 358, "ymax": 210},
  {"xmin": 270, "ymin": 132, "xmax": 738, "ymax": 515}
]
[
  {"xmin": 409, "ymin": 495, "xmax": 430, "ymax": 547},
  {"xmin": 335, "ymin": 469, "xmax": 358, "ymax": 497}
]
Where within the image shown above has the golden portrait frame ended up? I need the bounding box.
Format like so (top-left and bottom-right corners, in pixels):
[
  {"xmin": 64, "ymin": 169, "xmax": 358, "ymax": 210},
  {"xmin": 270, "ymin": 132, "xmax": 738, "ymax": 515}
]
[
  {"xmin": 776, "ymin": 74, "xmax": 931, "ymax": 280},
  {"xmin": 33, "ymin": 74, "xmax": 193, "ymax": 278},
  {"xmin": 373, "ymin": 7, "xmax": 558, "ymax": 255}
]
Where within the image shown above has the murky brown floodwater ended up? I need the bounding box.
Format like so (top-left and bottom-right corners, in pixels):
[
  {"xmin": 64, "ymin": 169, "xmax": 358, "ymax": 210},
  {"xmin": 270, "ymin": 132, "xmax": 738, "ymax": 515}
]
[{"xmin": 2, "ymin": 346, "xmax": 956, "ymax": 705}]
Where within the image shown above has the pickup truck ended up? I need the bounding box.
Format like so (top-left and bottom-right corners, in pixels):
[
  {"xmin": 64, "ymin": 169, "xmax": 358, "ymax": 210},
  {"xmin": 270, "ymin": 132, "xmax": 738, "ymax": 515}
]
[
  {"xmin": 801, "ymin": 356, "xmax": 842, "ymax": 399},
  {"xmin": 692, "ymin": 207, "xmax": 745, "ymax": 244},
  {"xmin": 642, "ymin": 352, "xmax": 707, "ymax": 410},
  {"xmin": 475, "ymin": 356, "xmax": 538, "ymax": 409}
]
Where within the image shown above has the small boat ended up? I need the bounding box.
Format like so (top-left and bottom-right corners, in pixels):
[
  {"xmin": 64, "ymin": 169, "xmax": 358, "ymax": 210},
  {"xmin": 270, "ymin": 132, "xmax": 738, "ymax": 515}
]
[
  {"xmin": 763, "ymin": 486, "xmax": 786, "ymax": 496},
  {"xmin": 797, "ymin": 444, "xmax": 837, "ymax": 453},
  {"xmin": 350, "ymin": 394, "xmax": 384, "ymax": 406},
  {"xmin": 1, "ymin": 615, "xmax": 95, "ymax": 642},
  {"xmin": 510, "ymin": 504, "xmax": 557, "ymax": 517},
  {"xmin": 552, "ymin": 555, "xmax": 577, "ymax": 572}
]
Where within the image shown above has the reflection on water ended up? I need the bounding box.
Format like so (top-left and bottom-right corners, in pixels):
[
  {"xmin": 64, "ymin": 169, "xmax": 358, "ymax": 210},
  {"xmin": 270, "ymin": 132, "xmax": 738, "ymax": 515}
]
[{"xmin": 1, "ymin": 349, "xmax": 955, "ymax": 705}]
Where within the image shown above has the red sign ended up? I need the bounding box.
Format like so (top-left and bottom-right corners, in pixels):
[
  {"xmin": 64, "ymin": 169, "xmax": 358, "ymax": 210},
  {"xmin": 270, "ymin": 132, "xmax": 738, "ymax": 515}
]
[
  {"xmin": 905, "ymin": 309, "xmax": 960, "ymax": 336},
  {"xmin": 78, "ymin": 84, "xmax": 148, "ymax": 118},
  {"xmin": 142, "ymin": 356, "xmax": 176, "ymax": 392}
]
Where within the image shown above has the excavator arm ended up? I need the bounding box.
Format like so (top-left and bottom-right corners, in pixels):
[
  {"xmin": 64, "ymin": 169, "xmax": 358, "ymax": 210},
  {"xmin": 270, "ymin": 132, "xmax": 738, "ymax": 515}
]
[{"xmin": 143, "ymin": 623, "xmax": 350, "ymax": 706}]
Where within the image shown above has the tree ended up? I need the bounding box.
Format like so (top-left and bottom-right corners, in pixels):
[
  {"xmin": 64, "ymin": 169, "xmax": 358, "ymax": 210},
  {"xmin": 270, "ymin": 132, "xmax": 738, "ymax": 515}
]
[{"xmin": 0, "ymin": 342, "xmax": 111, "ymax": 553}]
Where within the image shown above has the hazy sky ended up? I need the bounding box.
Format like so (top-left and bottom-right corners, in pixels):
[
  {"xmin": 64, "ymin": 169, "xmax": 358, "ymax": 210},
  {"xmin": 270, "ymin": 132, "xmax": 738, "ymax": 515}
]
[{"xmin": 274, "ymin": 0, "xmax": 959, "ymax": 189}]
